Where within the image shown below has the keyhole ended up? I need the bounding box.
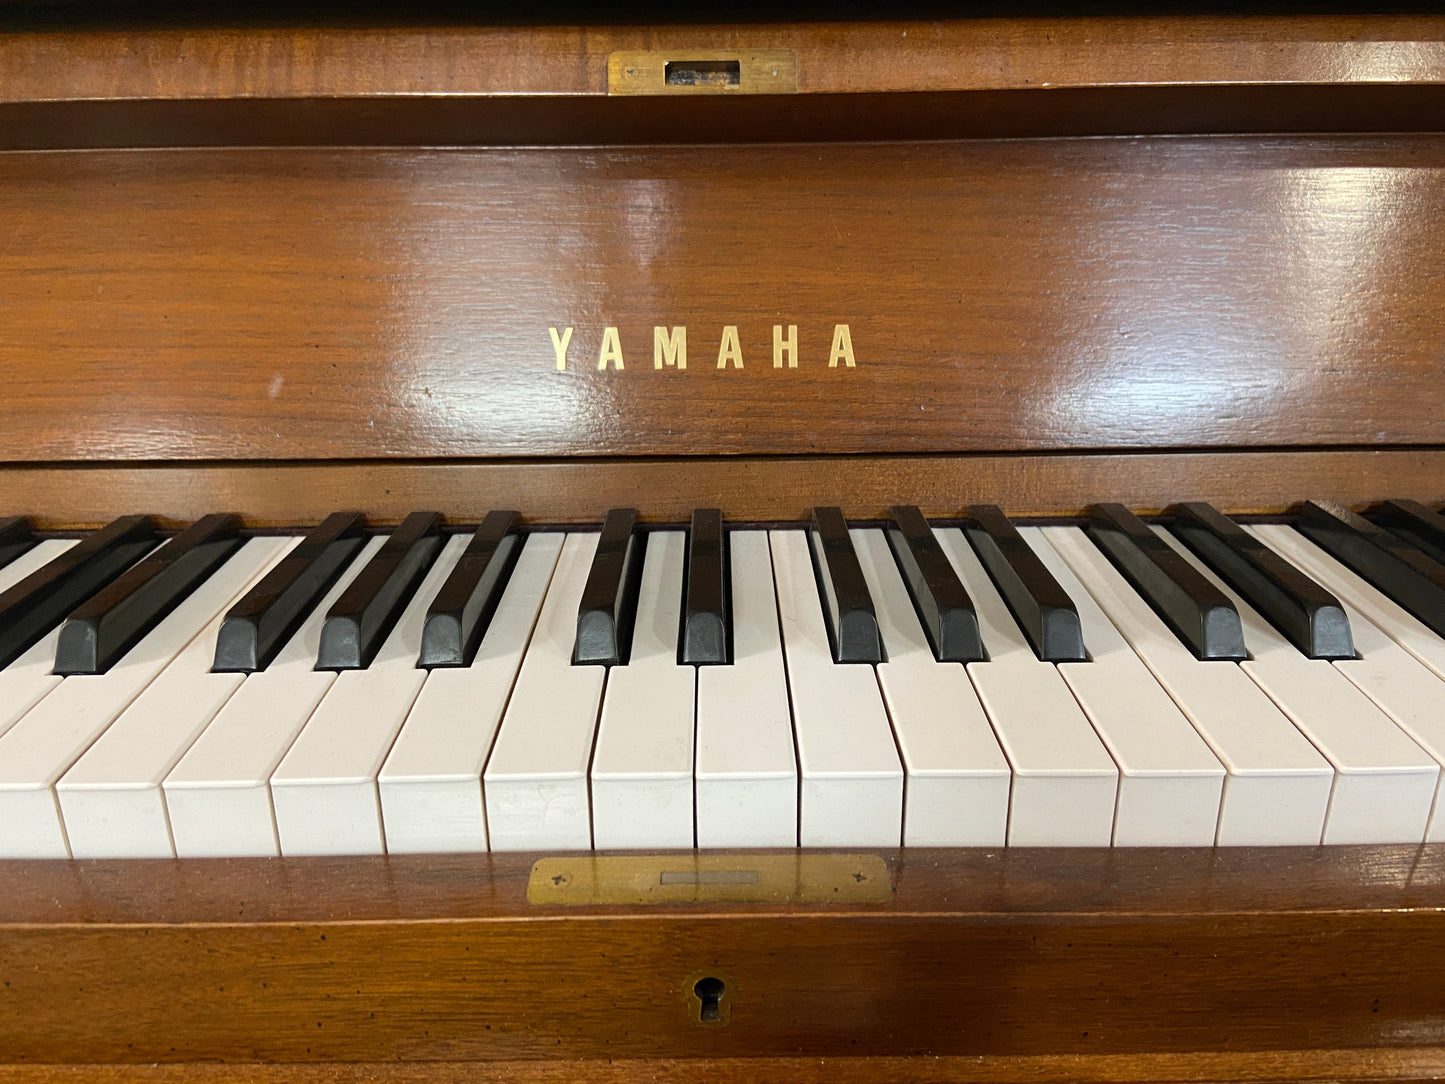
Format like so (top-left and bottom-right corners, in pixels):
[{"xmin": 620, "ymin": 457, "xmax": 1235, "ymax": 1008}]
[{"xmin": 694, "ymin": 976, "xmax": 725, "ymax": 1022}]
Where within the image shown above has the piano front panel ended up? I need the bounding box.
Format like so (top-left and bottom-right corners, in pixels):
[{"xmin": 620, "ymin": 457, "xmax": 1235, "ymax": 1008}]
[{"xmin": 1, "ymin": 137, "xmax": 1444, "ymax": 469}]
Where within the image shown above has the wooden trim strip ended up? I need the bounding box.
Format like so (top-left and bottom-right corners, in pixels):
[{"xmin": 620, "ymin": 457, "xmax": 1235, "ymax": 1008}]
[{"xmin": 0, "ymin": 450, "xmax": 1440, "ymax": 528}]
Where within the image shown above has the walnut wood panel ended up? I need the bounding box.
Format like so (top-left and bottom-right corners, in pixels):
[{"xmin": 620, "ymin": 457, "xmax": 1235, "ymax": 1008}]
[
  {"xmin": 0, "ymin": 449, "xmax": 1441, "ymax": 528},
  {"xmin": 4, "ymin": 17, "xmax": 1442, "ymax": 146},
  {"xmin": 3, "ymin": 17, "xmax": 1443, "ymax": 102},
  {"xmin": 3, "ymin": 139, "xmax": 1445, "ymax": 463},
  {"xmin": 5, "ymin": 1050, "xmax": 1445, "ymax": 1084},
  {"xmin": 1, "ymin": 847, "xmax": 1444, "ymax": 1065}
]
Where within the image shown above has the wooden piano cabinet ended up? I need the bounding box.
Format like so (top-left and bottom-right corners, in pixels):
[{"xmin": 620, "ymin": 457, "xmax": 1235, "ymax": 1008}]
[
  {"xmin": 1, "ymin": 847, "xmax": 1444, "ymax": 1082},
  {"xmin": 4, "ymin": 12, "xmax": 1445, "ymax": 1083}
]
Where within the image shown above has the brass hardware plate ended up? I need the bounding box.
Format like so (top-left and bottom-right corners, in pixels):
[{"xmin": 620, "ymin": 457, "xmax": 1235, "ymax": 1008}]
[
  {"xmin": 607, "ymin": 50, "xmax": 798, "ymax": 96},
  {"xmin": 528, "ymin": 853, "xmax": 891, "ymax": 904}
]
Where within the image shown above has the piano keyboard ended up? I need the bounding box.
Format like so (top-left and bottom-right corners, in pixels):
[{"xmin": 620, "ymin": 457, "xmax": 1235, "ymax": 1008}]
[{"xmin": 2, "ymin": 502, "xmax": 1445, "ymax": 858}]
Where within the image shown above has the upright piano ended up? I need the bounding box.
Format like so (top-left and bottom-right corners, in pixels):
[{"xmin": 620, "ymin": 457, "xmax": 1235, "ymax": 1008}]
[{"xmin": 2, "ymin": 8, "xmax": 1445, "ymax": 1082}]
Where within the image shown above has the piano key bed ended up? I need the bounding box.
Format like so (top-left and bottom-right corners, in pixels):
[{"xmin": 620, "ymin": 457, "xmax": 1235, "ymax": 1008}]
[{"xmin": 1, "ymin": 502, "xmax": 1444, "ymax": 858}]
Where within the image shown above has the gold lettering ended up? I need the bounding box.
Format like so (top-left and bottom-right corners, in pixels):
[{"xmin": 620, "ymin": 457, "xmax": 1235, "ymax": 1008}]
[
  {"xmin": 598, "ymin": 326, "xmax": 625, "ymax": 370},
  {"xmin": 550, "ymin": 326, "xmax": 574, "ymax": 371},
  {"xmin": 772, "ymin": 324, "xmax": 798, "ymax": 369},
  {"xmin": 654, "ymin": 326, "xmax": 687, "ymax": 370},
  {"xmin": 828, "ymin": 323, "xmax": 856, "ymax": 368},
  {"xmin": 717, "ymin": 325, "xmax": 744, "ymax": 369}
]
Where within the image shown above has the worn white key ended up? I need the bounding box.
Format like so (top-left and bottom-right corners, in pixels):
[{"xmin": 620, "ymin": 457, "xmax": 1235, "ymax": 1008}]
[
  {"xmin": 1021, "ymin": 527, "xmax": 1225, "ymax": 845},
  {"xmin": 852, "ymin": 528, "xmax": 1009, "ymax": 846},
  {"xmin": 56, "ymin": 537, "xmax": 297, "ymax": 858},
  {"xmin": 1251, "ymin": 523, "xmax": 1445, "ymax": 682},
  {"xmin": 164, "ymin": 535, "xmax": 386, "ymax": 858},
  {"xmin": 0, "ymin": 538, "xmax": 285, "ymax": 858},
  {"xmin": 934, "ymin": 528, "xmax": 1118, "ymax": 846},
  {"xmin": 591, "ymin": 531, "xmax": 696, "ymax": 849},
  {"xmin": 0, "ymin": 539, "xmax": 79, "ymax": 742},
  {"xmin": 770, "ymin": 529, "xmax": 902, "ymax": 847},
  {"xmin": 1156, "ymin": 526, "xmax": 1438, "ymax": 845},
  {"xmin": 1250, "ymin": 523, "xmax": 1445, "ymax": 842},
  {"xmin": 1044, "ymin": 526, "xmax": 1333, "ymax": 845},
  {"xmin": 378, "ymin": 533, "xmax": 562, "ymax": 854},
  {"xmin": 270, "ymin": 534, "xmax": 466, "ymax": 856},
  {"xmin": 484, "ymin": 533, "xmax": 607, "ymax": 851},
  {"xmin": 695, "ymin": 531, "xmax": 797, "ymax": 848}
]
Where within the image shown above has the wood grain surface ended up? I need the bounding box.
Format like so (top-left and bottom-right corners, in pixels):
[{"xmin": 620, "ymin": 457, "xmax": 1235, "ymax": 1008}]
[
  {"xmin": 2, "ymin": 139, "xmax": 1444, "ymax": 464},
  {"xmin": 0, "ymin": 450, "xmax": 1442, "ymax": 528},
  {"xmin": 0, "ymin": 847, "xmax": 1443, "ymax": 1066},
  {"xmin": 5, "ymin": 1049, "xmax": 1445, "ymax": 1084}
]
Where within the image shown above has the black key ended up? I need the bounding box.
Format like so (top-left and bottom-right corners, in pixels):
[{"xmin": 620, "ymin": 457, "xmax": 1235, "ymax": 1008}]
[
  {"xmin": 681, "ymin": 508, "xmax": 730, "ymax": 665},
  {"xmin": 0, "ymin": 517, "xmax": 35, "ymax": 570},
  {"xmin": 574, "ymin": 508, "xmax": 643, "ymax": 666},
  {"xmin": 963, "ymin": 505, "xmax": 1085, "ymax": 663},
  {"xmin": 809, "ymin": 506, "xmax": 882, "ymax": 664},
  {"xmin": 418, "ymin": 510, "xmax": 521, "ymax": 669},
  {"xmin": 213, "ymin": 512, "xmax": 367, "ymax": 673},
  {"xmin": 1170, "ymin": 502, "xmax": 1353, "ymax": 660},
  {"xmin": 0, "ymin": 515, "xmax": 157, "ymax": 670},
  {"xmin": 1085, "ymin": 503, "xmax": 1246, "ymax": 662},
  {"xmin": 1375, "ymin": 499, "xmax": 1445, "ymax": 568},
  {"xmin": 55, "ymin": 514, "xmax": 244, "ymax": 675},
  {"xmin": 317, "ymin": 511, "xmax": 443, "ymax": 670},
  {"xmin": 886, "ymin": 505, "xmax": 983, "ymax": 662},
  {"xmin": 1298, "ymin": 500, "xmax": 1445, "ymax": 637}
]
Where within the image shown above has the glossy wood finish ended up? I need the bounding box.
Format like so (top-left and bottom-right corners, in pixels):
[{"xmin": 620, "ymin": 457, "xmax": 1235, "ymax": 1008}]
[
  {"xmin": 2, "ymin": 139, "xmax": 1444, "ymax": 463},
  {"xmin": 0, "ymin": 450, "xmax": 1440, "ymax": 528},
  {"xmin": 0, "ymin": 847, "xmax": 1444, "ymax": 1066},
  {"xmin": 3, "ymin": 1050, "xmax": 1445, "ymax": 1083},
  {"xmin": 1, "ymin": 18, "xmax": 1444, "ymax": 147}
]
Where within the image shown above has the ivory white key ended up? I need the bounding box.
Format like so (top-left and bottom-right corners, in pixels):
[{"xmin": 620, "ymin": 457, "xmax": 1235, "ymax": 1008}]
[
  {"xmin": 164, "ymin": 535, "xmax": 385, "ymax": 858},
  {"xmin": 55, "ymin": 538, "xmax": 297, "ymax": 858},
  {"xmin": 852, "ymin": 528, "xmax": 1009, "ymax": 846},
  {"xmin": 1251, "ymin": 524, "xmax": 1445, "ymax": 683},
  {"xmin": 1044, "ymin": 526, "xmax": 1333, "ymax": 845},
  {"xmin": 1156, "ymin": 526, "xmax": 1439, "ymax": 844},
  {"xmin": 591, "ymin": 531, "xmax": 696, "ymax": 849},
  {"xmin": 1249, "ymin": 524, "xmax": 1445, "ymax": 842},
  {"xmin": 484, "ymin": 533, "xmax": 606, "ymax": 851},
  {"xmin": 934, "ymin": 528, "xmax": 1119, "ymax": 846},
  {"xmin": 695, "ymin": 531, "xmax": 797, "ymax": 848},
  {"xmin": 269, "ymin": 534, "xmax": 465, "ymax": 856},
  {"xmin": 0, "ymin": 538, "xmax": 285, "ymax": 858},
  {"xmin": 0, "ymin": 539, "xmax": 79, "ymax": 742},
  {"xmin": 770, "ymin": 529, "xmax": 902, "ymax": 847},
  {"xmin": 377, "ymin": 533, "xmax": 562, "ymax": 854},
  {"xmin": 1021, "ymin": 527, "xmax": 1225, "ymax": 845}
]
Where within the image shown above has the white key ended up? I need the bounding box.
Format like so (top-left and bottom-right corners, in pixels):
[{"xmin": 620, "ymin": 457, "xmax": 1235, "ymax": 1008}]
[
  {"xmin": 0, "ymin": 539, "xmax": 79, "ymax": 741},
  {"xmin": 378, "ymin": 533, "xmax": 563, "ymax": 854},
  {"xmin": 270, "ymin": 534, "xmax": 467, "ymax": 856},
  {"xmin": 484, "ymin": 533, "xmax": 606, "ymax": 851},
  {"xmin": 851, "ymin": 528, "xmax": 1009, "ymax": 846},
  {"xmin": 164, "ymin": 535, "xmax": 386, "ymax": 858},
  {"xmin": 591, "ymin": 531, "xmax": 696, "ymax": 849},
  {"xmin": 1021, "ymin": 527, "xmax": 1225, "ymax": 845},
  {"xmin": 770, "ymin": 529, "xmax": 902, "ymax": 847},
  {"xmin": 0, "ymin": 538, "xmax": 285, "ymax": 858},
  {"xmin": 695, "ymin": 531, "xmax": 796, "ymax": 848},
  {"xmin": 1249, "ymin": 524, "xmax": 1445, "ymax": 842},
  {"xmin": 1155, "ymin": 526, "xmax": 1439, "ymax": 844},
  {"xmin": 1043, "ymin": 526, "xmax": 1333, "ymax": 845},
  {"xmin": 1250, "ymin": 523, "xmax": 1445, "ymax": 682},
  {"xmin": 934, "ymin": 528, "xmax": 1119, "ymax": 846},
  {"xmin": 55, "ymin": 537, "xmax": 297, "ymax": 858}
]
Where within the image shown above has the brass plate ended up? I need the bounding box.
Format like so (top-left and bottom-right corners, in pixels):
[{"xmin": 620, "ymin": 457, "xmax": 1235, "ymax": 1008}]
[
  {"xmin": 607, "ymin": 50, "xmax": 798, "ymax": 96},
  {"xmin": 528, "ymin": 853, "xmax": 891, "ymax": 905}
]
